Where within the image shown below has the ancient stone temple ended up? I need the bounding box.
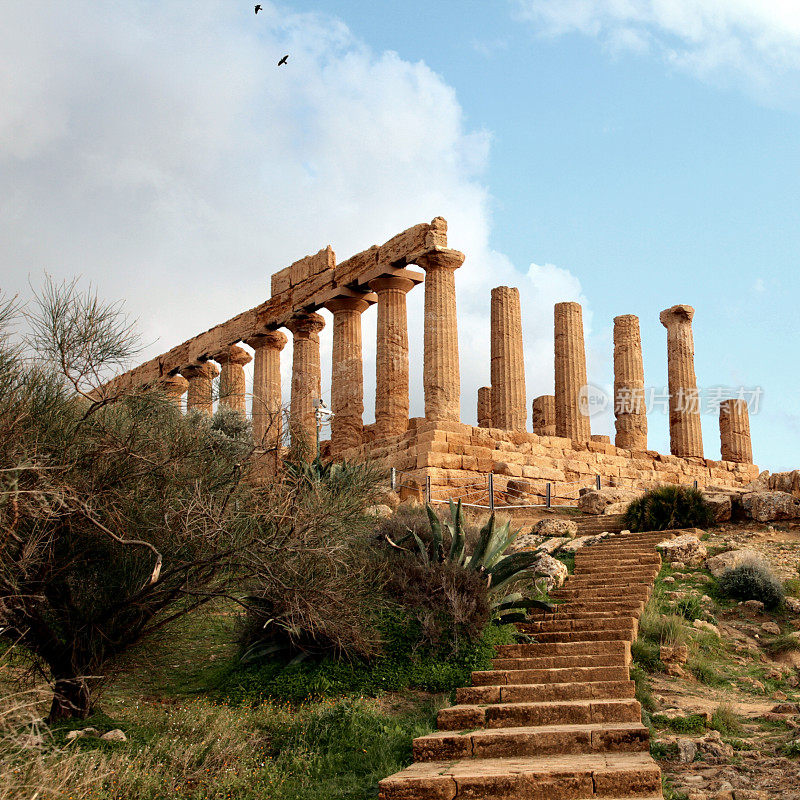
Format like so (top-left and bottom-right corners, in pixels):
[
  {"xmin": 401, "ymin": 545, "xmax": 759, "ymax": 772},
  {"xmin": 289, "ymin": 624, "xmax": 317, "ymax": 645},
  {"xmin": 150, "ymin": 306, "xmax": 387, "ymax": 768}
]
[{"xmin": 99, "ymin": 216, "xmax": 759, "ymax": 499}]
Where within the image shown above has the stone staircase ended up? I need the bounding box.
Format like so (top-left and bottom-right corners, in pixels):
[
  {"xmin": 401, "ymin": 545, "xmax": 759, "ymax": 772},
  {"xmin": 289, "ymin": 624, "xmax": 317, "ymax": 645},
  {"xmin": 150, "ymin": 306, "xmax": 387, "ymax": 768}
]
[{"xmin": 378, "ymin": 530, "xmax": 675, "ymax": 800}]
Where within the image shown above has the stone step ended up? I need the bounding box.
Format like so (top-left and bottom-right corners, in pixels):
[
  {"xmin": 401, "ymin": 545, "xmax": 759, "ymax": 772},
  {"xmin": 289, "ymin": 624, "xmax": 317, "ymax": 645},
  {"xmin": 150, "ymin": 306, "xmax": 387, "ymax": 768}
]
[
  {"xmin": 456, "ymin": 679, "xmax": 636, "ymax": 705},
  {"xmin": 495, "ymin": 641, "xmax": 629, "ymax": 658},
  {"xmin": 473, "ymin": 664, "xmax": 631, "ymax": 686},
  {"xmin": 572, "ymin": 564, "xmax": 658, "ymax": 575},
  {"xmin": 573, "ymin": 556, "xmax": 660, "ymax": 566},
  {"xmin": 546, "ymin": 600, "xmax": 646, "ymax": 614},
  {"xmin": 378, "ymin": 752, "xmax": 662, "ymax": 799},
  {"xmin": 564, "ymin": 575, "xmax": 653, "ymax": 586},
  {"xmin": 415, "ymin": 719, "xmax": 647, "ymax": 761},
  {"xmin": 531, "ymin": 629, "xmax": 634, "ymax": 644},
  {"xmin": 551, "ymin": 587, "xmax": 650, "ymax": 600},
  {"xmin": 437, "ymin": 698, "xmax": 642, "ymax": 730},
  {"xmin": 491, "ymin": 653, "xmax": 627, "ymax": 671},
  {"xmin": 521, "ymin": 616, "xmax": 636, "ymax": 633},
  {"xmin": 528, "ymin": 610, "xmax": 638, "ymax": 622}
]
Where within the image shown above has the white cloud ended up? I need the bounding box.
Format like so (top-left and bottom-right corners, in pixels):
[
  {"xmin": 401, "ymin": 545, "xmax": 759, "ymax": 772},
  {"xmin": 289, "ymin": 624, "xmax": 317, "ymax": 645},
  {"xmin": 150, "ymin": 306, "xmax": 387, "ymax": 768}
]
[
  {"xmin": 515, "ymin": 0, "xmax": 800, "ymax": 91},
  {"xmin": 0, "ymin": 1, "xmax": 594, "ymax": 431}
]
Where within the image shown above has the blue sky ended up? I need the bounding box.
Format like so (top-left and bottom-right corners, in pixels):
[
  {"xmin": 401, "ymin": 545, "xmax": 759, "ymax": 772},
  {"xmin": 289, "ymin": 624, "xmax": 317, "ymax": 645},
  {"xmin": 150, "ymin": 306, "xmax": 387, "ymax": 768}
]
[{"xmin": 2, "ymin": 1, "xmax": 798, "ymax": 469}]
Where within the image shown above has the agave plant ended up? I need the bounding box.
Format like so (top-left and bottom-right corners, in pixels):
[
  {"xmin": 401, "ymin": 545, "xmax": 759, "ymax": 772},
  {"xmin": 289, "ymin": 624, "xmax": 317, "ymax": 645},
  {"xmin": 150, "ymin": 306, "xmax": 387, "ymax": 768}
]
[{"xmin": 387, "ymin": 500, "xmax": 554, "ymax": 625}]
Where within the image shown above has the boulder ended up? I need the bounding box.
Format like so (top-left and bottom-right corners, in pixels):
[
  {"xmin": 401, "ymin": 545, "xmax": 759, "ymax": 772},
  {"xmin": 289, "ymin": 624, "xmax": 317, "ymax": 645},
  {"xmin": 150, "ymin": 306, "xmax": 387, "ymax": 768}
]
[
  {"xmin": 100, "ymin": 729, "xmax": 127, "ymax": 742},
  {"xmin": 742, "ymin": 599, "xmax": 765, "ymax": 613},
  {"xmin": 657, "ymin": 534, "xmax": 708, "ymax": 567},
  {"xmin": 705, "ymin": 548, "xmax": 764, "ymax": 578},
  {"xmin": 785, "ymin": 597, "xmax": 800, "ymax": 614},
  {"xmin": 576, "ymin": 488, "xmax": 642, "ymax": 515},
  {"xmin": 693, "ymin": 619, "xmax": 720, "ymax": 637},
  {"xmin": 702, "ymin": 492, "xmax": 732, "ymax": 522},
  {"xmin": 366, "ymin": 504, "xmax": 394, "ymax": 519},
  {"xmin": 677, "ymin": 738, "xmax": 698, "ymax": 763},
  {"xmin": 740, "ymin": 491, "xmax": 800, "ymax": 522},
  {"xmin": 531, "ymin": 553, "xmax": 568, "ymax": 591},
  {"xmin": 660, "ymin": 644, "xmax": 689, "ymax": 665},
  {"xmin": 698, "ymin": 730, "xmax": 734, "ymax": 760},
  {"xmin": 744, "ymin": 470, "xmax": 771, "ymax": 492},
  {"xmin": 380, "ymin": 490, "xmax": 401, "ymax": 510},
  {"xmin": 761, "ymin": 621, "xmax": 781, "ymax": 636},
  {"xmin": 768, "ymin": 470, "xmax": 800, "ymax": 499},
  {"xmin": 532, "ymin": 518, "xmax": 578, "ymax": 539}
]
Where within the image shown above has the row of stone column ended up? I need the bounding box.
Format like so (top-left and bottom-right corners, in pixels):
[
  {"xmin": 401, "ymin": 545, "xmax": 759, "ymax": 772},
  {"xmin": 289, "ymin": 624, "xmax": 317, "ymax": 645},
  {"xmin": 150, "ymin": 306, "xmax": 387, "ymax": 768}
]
[{"xmin": 477, "ymin": 296, "xmax": 752, "ymax": 464}]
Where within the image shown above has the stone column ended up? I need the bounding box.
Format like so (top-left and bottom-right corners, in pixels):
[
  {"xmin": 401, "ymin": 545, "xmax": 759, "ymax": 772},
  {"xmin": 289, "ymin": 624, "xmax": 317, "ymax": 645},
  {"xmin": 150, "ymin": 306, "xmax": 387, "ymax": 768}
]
[
  {"xmin": 720, "ymin": 399, "xmax": 753, "ymax": 464},
  {"xmin": 325, "ymin": 296, "xmax": 370, "ymax": 453},
  {"xmin": 531, "ymin": 395, "xmax": 556, "ymax": 437},
  {"xmin": 613, "ymin": 314, "xmax": 648, "ymax": 450},
  {"xmin": 286, "ymin": 313, "xmax": 325, "ymax": 452},
  {"xmin": 161, "ymin": 374, "xmax": 188, "ymax": 409},
  {"xmin": 477, "ymin": 386, "xmax": 492, "ymax": 428},
  {"xmin": 216, "ymin": 344, "xmax": 252, "ymax": 415},
  {"xmin": 183, "ymin": 362, "xmax": 219, "ymax": 415},
  {"xmin": 660, "ymin": 304, "xmax": 703, "ymax": 459},
  {"xmin": 247, "ymin": 330, "xmax": 287, "ymax": 451},
  {"xmin": 369, "ymin": 275, "xmax": 415, "ymax": 438},
  {"xmin": 490, "ymin": 286, "xmax": 527, "ymax": 431},
  {"xmin": 554, "ymin": 302, "xmax": 591, "ymax": 442},
  {"xmin": 415, "ymin": 248, "xmax": 465, "ymax": 422}
]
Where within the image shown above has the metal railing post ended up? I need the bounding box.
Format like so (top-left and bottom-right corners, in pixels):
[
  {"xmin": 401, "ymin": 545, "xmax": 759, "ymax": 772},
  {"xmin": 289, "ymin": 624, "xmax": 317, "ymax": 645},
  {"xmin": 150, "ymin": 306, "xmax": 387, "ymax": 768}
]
[
  {"xmin": 694, "ymin": 479, "xmax": 698, "ymax": 490},
  {"xmin": 426, "ymin": 475, "xmax": 431, "ymax": 504},
  {"xmin": 595, "ymin": 474, "xmax": 601, "ymax": 490},
  {"xmin": 489, "ymin": 473, "xmax": 495, "ymax": 513},
  {"xmin": 390, "ymin": 467, "xmax": 396, "ymax": 491},
  {"xmin": 546, "ymin": 482, "xmax": 551, "ymax": 509}
]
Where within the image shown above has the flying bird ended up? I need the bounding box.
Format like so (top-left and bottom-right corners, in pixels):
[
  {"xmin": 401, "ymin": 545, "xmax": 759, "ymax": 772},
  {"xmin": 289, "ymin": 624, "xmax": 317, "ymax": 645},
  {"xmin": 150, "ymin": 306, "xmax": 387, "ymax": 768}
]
[
  {"xmin": 254, "ymin": 4, "xmax": 262, "ymax": 13},
  {"xmin": 278, "ymin": 54, "xmax": 289, "ymax": 66}
]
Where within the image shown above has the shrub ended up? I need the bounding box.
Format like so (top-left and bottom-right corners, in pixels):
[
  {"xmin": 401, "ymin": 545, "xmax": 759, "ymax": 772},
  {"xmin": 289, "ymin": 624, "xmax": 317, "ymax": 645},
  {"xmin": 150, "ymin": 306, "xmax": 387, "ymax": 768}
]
[
  {"xmin": 631, "ymin": 639, "xmax": 663, "ymax": 672},
  {"xmin": 764, "ymin": 633, "xmax": 800, "ymax": 656},
  {"xmin": 716, "ymin": 562, "xmax": 785, "ymax": 610},
  {"xmin": 672, "ymin": 596, "xmax": 704, "ymax": 622},
  {"xmin": 624, "ymin": 485, "xmax": 714, "ymax": 532},
  {"xmin": 639, "ymin": 608, "xmax": 686, "ymax": 647},
  {"xmin": 710, "ymin": 704, "xmax": 744, "ymax": 736}
]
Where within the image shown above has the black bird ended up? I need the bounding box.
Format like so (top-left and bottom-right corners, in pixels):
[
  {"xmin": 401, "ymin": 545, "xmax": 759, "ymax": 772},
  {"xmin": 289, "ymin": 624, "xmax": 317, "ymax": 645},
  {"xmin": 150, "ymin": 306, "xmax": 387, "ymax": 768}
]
[
  {"xmin": 254, "ymin": 4, "xmax": 262, "ymax": 13},
  {"xmin": 278, "ymin": 54, "xmax": 289, "ymax": 66}
]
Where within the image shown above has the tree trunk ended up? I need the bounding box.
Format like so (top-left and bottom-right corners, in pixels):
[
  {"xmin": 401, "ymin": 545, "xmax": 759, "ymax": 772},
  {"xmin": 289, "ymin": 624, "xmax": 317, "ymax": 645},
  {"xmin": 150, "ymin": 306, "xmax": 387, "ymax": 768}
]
[{"xmin": 48, "ymin": 676, "xmax": 92, "ymax": 722}]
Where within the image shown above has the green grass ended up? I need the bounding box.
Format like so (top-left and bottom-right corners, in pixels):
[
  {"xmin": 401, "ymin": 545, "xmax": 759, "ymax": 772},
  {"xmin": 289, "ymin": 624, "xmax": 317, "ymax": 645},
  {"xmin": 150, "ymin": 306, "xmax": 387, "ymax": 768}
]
[
  {"xmin": 710, "ymin": 704, "xmax": 745, "ymax": 736},
  {"xmin": 650, "ymin": 713, "xmax": 708, "ymax": 734}
]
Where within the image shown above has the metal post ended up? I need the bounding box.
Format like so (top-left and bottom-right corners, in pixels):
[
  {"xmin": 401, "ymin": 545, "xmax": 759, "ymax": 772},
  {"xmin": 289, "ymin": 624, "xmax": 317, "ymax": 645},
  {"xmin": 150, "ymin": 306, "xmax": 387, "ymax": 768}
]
[
  {"xmin": 693, "ymin": 479, "xmax": 698, "ymax": 490},
  {"xmin": 489, "ymin": 473, "xmax": 495, "ymax": 513},
  {"xmin": 425, "ymin": 475, "xmax": 431, "ymax": 505},
  {"xmin": 595, "ymin": 474, "xmax": 601, "ymax": 490},
  {"xmin": 546, "ymin": 482, "xmax": 551, "ymax": 509},
  {"xmin": 390, "ymin": 467, "xmax": 396, "ymax": 491}
]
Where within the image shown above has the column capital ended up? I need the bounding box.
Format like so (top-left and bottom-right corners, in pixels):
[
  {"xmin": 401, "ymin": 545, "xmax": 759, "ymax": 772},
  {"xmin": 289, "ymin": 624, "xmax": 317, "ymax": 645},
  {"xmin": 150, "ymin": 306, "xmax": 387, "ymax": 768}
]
[
  {"xmin": 660, "ymin": 304, "xmax": 695, "ymax": 327},
  {"xmin": 413, "ymin": 247, "xmax": 465, "ymax": 272},
  {"xmin": 181, "ymin": 361, "xmax": 219, "ymax": 380},
  {"xmin": 160, "ymin": 373, "xmax": 188, "ymax": 393},
  {"xmin": 286, "ymin": 312, "xmax": 325, "ymax": 338},
  {"xmin": 246, "ymin": 329, "xmax": 288, "ymax": 351},
  {"xmin": 213, "ymin": 344, "xmax": 252, "ymax": 366},
  {"xmin": 324, "ymin": 295, "xmax": 372, "ymax": 315},
  {"xmin": 368, "ymin": 274, "xmax": 417, "ymax": 294}
]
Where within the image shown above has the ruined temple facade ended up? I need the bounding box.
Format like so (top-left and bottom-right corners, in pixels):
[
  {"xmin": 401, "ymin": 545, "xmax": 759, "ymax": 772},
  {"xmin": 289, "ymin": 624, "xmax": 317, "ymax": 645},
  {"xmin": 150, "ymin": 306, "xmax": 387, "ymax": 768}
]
[{"xmin": 101, "ymin": 217, "xmax": 759, "ymax": 498}]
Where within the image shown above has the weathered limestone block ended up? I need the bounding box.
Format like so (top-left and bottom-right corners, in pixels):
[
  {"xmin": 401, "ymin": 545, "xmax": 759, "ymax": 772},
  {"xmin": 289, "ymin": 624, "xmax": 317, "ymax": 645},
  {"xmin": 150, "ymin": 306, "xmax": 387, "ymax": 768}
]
[
  {"xmin": 701, "ymin": 492, "xmax": 732, "ymax": 522},
  {"xmin": 554, "ymin": 302, "xmax": 591, "ymax": 442},
  {"xmin": 160, "ymin": 373, "xmax": 188, "ymax": 408},
  {"xmin": 532, "ymin": 519, "xmax": 578, "ymax": 538},
  {"xmin": 531, "ymin": 395, "xmax": 556, "ymax": 437},
  {"xmin": 286, "ymin": 313, "xmax": 325, "ymax": 452},
  {"xmin": 577, "ymin": 487, "xmax": 643, "ymax": 514},
  {"xmin": 247, "ymin": 329, "xmax": 287, "ymax": 452},
  {"xmin": 660, "ymin": 305, "xmax": 703, "ymax": 459},
  {"xmin": 326, "ymin": 295, "xmax": 371, "ymax": 453},
  {"xmin": 369, "ymin": 274, "xmax": 415, "ymax": 438},
  {"xmin": 290, "ymin": 246, "xmax": 335, "ymax": 287},
  {"xmin": 215, "ymin": 344, "xmax": 252, "ymax": 415},
  {"xmin": 613, "ymin": 314, "xmax": 648, "ymax": 450},
  {"xmin": 656, "ymin": 534, "xmax": 707, "ymax": 566},
  {"xmin": 415, "ymin": 248, "xmax": 465, "ymax": 422},
  {"xmin": 719, "ymin": 398, "xmax": 753, "ymax": 464},
  {"xmin": 183, "ymin": 362, "xmax": 219, "ymax": 415},
  {"xmin": 530, "ymin": 554, "xmax": 569, "ymax": 591},
  {"xmin": 768, "ymin": 470, "xmax": 800, "ymax": 498},
  {"xmin": 705, "ymin": 548, "xmax": 765, "ymax": 578},
  {"xmin": 477, "ymin": 386, "xmax": 492, "ymax": 428},
  {"xmin": 490, "ymin": 286, "xmax": 526, "ymax": 431},
  {"xmin": 740, "ymin": 491, "xmax": 800, "ymax": 522},
  {"xmin": 590, "ymin": 435, "xmax": 611, "ymax": 444}
]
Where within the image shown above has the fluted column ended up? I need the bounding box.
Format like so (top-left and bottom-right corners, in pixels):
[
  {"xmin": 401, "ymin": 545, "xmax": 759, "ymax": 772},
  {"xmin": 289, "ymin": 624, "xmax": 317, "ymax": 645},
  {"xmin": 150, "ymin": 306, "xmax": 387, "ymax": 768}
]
[
  {"xmin": 720, "ymin": 399, "xmax": 753, "ymax": 464},
  {"xmin": 369, "ymin": 275, "xmax": 414, "ymax": 438},
  {"xmin": 325, "ymin": 296, "xmax": 370, "ymax": 452},
  {"xmin": 477, "ymin": 386, "xmax": 492, "ymax": 428},
  {"xmin": 247, "ymin": 330, "xmax": 287, "ymax": 451},
  {"xmin": 490, "ymin": 286, "xmax": 527, "ymax": 431},
  {"xmin": 554, "ymin": 302, "xmax": 591, "ymax": 442},
  {"xmin": 531, "ymin": 395, "xmax": 556, "ymax": 437},
  {"xmin": 660, "ymin": 304, "xmax": 703, "ymax": 459},
  {"xmin": 286, "ymin": 313, "xmax": 325, "ymax": 452},
  {"xmin": 183, "ymin": 362, "xmax": 219, "ymax": 415},
  {"xmin": 216, "ymin": 344, "xmax": 252, "ymax": 415},
  {"xmin": 613, "ymin": 314, "xmax": 648, "ymax": 450},
  {"xmin": 161, "ymin": 373, "xmax": 188, "ymax": 409},
  {"xmin": 415, "ymin": 248, "xmax": 465, "ymax": 422}
]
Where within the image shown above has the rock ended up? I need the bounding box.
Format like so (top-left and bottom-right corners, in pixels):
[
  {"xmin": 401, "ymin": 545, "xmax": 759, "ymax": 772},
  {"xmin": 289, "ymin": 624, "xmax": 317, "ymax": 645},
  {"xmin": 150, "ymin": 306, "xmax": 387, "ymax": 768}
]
[
  {"xmin": 532, "ymin": 518, "xmax": 578, "ymax": 538},
  {"xmin": 768, "ymin": 469, "xmax": 800, "ymax": 499},
  {"xmin": 760, "ymin": 621, "xmax": 781, "ymax": 636},
  {"xmin": 693, "ymin": 619, "xmax": 720, "ymax": 636},
  {"xmin": 705, "ymin": 548, "xmax": 764, "ymax": 578},
  {"xmin": 660, "ymin": 644, "xmax": 689, "ymax": 665},
  {"xmin": 702, "ymin": 492, "xmax": 733, "ymax": 522},
  {"xmin": 785, "ymin": 596, "xmax": 800, "ymax": 613},
  {"xmin": 770, "ymin": 703, "xmax": 799, "ymax": 714},
  {"xmin": 744, "ymin": 470, "xmax": 771, "ymax": 492},
  {"xmin": 677, "ymin": 738, "xmax": 698, "ymax": 762},
  {"xmin": 742, "ymin": 599, "xmax": 765, "ymax": 613},
  {"xmin": 366, "ymin": 504, "xmax": 394, "ymax": 519},
  {"xmin": 602, "ymin": 501, "xmax": 630, "ymax": 515},
  {"xmin": 398, "ymin": 481, "xmax": 424, "ymax": 505},
  {"xmin": 65, "ymin": 730, "xmax": 86, "ymax": 741},
  {"xmin": 700, "ymin": 730, "xmax": 735, "ymax": 759},
  {"xmin": 536, "ymin": 536, "xmax": 570, "ymax": 555},
  {"xmin": 380, "ymin": 490, "xmax": 401, "ymax": 510},
  {"xmin": 398, "ymin": 495, "xmax": 422, "ymax": 509},
  {"xmin": 576, "ymin": 487, "xmax": 643, "ymax": 515},
  {"xmin": 670, "ymin": 561, "xmax": 686, "ymax": 570},
  {"xmin": 740, "ymin": 491, "xmax": 800, "ymax": 522},
  {"xmin": 688, "ymin": 792, "xmax": 709, "ymax": 800},
  {"xmin": 530, "ymin": 553, "xmax": 568, "ymax": 590},
  {"xmin": 663, "ymin": 576, "xmax": 675, "ymax": 584},
  {"xmin": 657, "ymin": 534, "xmax": 708, "ymax": 567},
  {"xmin": 558, "ymin": 536, "xmax": 591, "ymax": 553},
  {"xmin": 100, "ymin": 729, "xmax": 127, "ymax": 742}
]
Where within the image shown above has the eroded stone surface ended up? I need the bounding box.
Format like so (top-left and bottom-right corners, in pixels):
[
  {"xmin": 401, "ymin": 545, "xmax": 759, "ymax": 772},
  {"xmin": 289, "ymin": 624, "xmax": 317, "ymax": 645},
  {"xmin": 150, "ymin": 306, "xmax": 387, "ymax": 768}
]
[
  {"xmin": 490, "ymin": 286, "xmax": 526, "ymax": 431},
  {"xmin": 613, "ymin": 314, "xmax": 647, "ymax": 450},
  {"xmin": 554, "ymin": 302, "xmax": 591, "ymax": 443}
]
